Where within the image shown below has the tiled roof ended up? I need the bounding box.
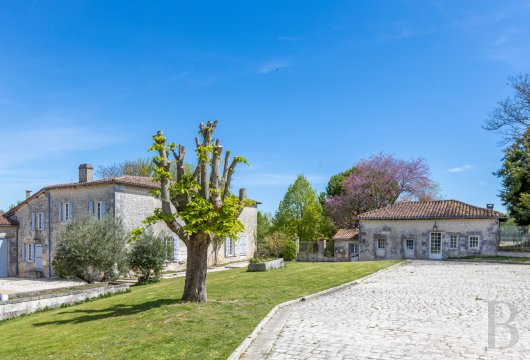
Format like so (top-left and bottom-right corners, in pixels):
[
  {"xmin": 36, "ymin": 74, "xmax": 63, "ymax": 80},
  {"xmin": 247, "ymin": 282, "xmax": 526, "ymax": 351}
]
[
  {"xmin": 42, "ymin": 175, "xmax": 159, "ymax": 191},
  {"xmin": 6, "ymin": 176, "xmax": 160, "ymax": 216},
  {"xmin": 357, "ymin": 200, "xmax": 505, "ymax": 220},
  {"xmin": 0, "ymin": 214, "xmax": 16, "ymax": 226},
  {"xmin": 333, "ymin": 229, "xmax": 359, "ymax": 240}
]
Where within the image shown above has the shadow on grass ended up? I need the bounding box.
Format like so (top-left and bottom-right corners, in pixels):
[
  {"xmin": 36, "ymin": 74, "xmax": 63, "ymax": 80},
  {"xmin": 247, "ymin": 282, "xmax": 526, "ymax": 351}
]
[{"xmin": 32, "ymin": 298, "xmax": 180, "ymax": 327}]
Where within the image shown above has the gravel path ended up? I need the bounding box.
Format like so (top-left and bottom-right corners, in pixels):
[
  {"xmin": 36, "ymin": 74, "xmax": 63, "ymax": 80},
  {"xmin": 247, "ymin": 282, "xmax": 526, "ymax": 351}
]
[{"xmin": 0, "ymin": 278, "xmax": 85, "ymax": 294}]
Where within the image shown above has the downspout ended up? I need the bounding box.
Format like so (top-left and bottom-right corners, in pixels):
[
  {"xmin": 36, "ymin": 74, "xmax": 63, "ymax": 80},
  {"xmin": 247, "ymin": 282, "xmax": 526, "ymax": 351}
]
[
  {"xmin": 47, "ymin": 191, "xmax": 52, "ymax": 277},
  {"xmin": 15, "ymin": 226, "xmax": 19, "ymax": 276}
]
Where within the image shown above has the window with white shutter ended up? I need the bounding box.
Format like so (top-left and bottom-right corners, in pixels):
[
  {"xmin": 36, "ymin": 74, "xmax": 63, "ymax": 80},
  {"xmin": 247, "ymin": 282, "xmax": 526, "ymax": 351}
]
[
  {"xmin": 239, "ymin": 234, "xmax": 247, "ymax": 256},
  {"xmin": 88, "ymin": 201, "xmax": 95, "ymax": 216},
  {"xmin": 21, "ymin": 241, "xmax": 26, "ymax": 262},
  {"xmin": 173, "ymin": 236, "xmax": 180, "ymax": 261},
  {"xmin": 27, "ymin": 243, "xmax": 33, "ymax": 262},
  {"xmin": 225, "ymin": 237, "xmax": 231, "ymax": 257},
  {"xmin": 65, "ymin": 203, "xmax": 70, "ymax": 221},
  {"xmin": 57, "ymin": 202, "xmax": 63, "ymax": 221},
  {"xmin": 31, "ymin": 212, "xmax": 36, "ymax": 230},
  {"xmin": 37, "ymin": 212, "xmax": 45, "ymax": 230},
  {"xmin": 97, "ymin": 201, "xmax": 107, "ymax": 219}
]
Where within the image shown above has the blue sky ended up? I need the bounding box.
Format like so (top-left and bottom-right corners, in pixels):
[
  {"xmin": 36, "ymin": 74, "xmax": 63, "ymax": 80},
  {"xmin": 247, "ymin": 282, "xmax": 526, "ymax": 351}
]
[{"xmin": 1, "ymin": 0, "xmax": 530, "ymax": 214}]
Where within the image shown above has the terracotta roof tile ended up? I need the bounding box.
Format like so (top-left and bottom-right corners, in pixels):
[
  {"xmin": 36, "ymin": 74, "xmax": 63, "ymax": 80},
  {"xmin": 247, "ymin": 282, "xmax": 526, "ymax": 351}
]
[
  {"xmin": 333, "ymin": 229, "xmax": 359, "ymax": 240},
  {"xmin": 42, "ymin": 175, "xmax": 159, "ymax": 191},
  {"xmin": 357, "ymin": 200, "xmax": 505, "ymax": 220},
  {"xmin": 0, "ymin": 214, "xmax": 16, "ymax": 226}
]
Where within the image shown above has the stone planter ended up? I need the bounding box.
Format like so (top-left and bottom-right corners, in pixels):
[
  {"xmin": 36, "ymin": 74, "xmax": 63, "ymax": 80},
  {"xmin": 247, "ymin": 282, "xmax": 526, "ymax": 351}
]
[{"xmin": 247, "ymin": 258, "xmax": 284, "ymax": 272}]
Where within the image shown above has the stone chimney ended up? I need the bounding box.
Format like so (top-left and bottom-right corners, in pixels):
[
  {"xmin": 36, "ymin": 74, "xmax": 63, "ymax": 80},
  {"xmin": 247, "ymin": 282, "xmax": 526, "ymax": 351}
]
[
  {"xmin": 79, "ymin": 164, "xmax": 94, "ymax": 183},
  {"xmin": 26, "ymin": 190, "xmax": 32, "ymax": 199},
  {"xmin": 239, "ymin": 188, "xmax": 247, "ymax": 202},
  {"xmin": 487, "ymin": 204, "xmax": 494, "ymax": 210}
]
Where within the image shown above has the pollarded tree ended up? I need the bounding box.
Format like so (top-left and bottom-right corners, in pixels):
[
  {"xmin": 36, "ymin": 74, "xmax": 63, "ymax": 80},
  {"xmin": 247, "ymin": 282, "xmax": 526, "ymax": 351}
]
[{"xmin": 135, "ymin": 121, "xmax": 250, "ymax": 302}]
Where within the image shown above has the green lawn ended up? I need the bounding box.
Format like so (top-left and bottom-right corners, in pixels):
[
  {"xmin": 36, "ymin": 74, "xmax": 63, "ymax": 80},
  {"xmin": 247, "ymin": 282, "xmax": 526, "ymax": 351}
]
[{"xmin": 0, "ymin": 261, "xmax": 399, "ymax": 360}]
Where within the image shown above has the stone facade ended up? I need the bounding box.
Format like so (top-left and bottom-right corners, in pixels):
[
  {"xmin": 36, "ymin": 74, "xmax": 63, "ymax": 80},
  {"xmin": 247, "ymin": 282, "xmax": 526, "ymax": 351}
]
[
  {"xmin": 358, "ymin": 218, "xmax": 500, "ymax": 260},
  {"xmin": 2, "ymin": 169, "xmax": 257, "ymax": 278}
]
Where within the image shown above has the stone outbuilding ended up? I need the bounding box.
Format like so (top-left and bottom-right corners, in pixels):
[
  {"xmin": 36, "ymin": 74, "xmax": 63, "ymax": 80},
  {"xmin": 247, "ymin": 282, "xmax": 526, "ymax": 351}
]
[
  {"xmin": 355, "ymin": 200, "xmax": 506, "ymax": 261},
  {"xmin": 333, "ymin": 229, "xmax": 359, "ymax": 262},
  {"xmin": 1, "ymin": 164, "xmax": 257, "ymax": 278}
]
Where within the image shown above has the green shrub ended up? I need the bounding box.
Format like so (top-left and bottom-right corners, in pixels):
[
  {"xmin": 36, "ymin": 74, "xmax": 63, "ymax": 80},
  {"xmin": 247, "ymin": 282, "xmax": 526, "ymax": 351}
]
[
  {"xmin": 128, "ymin": 230, "xmax": 168, "ymax": 284},
  {"xmin": 258, "ymin": 231, "xmax": 297, "ymax": 260},
  {"xmin": 53, "ymin": 216, "xmax": 129, "ymax": 283},
  {"xmin": 283, "ymin": 240, "xmax": 297, "ymax": 261}
]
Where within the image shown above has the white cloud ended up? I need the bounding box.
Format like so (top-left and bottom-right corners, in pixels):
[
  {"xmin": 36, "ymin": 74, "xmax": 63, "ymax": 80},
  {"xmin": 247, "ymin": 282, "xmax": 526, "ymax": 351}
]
[
  {"xmin": 448, "ymin": 165, "xmax": 473, "ymax": 173},
  {"xmin": 0, "ymin": 124, "xmax": 122, "ymax": 172},
  {"xmin": 257, "ymin": 59, "xmax": 290, "ymax": 74}
]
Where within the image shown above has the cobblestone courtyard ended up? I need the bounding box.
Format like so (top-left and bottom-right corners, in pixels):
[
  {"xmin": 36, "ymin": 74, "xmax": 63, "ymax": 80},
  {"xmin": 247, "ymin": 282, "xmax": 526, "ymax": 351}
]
[{"xmin": 242, "ymin": 261, "xmax": 530, "ymax": 359}]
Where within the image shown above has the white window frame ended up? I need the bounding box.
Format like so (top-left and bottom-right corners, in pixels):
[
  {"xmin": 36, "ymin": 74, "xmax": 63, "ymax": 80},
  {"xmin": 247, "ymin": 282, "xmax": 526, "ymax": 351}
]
[
  {"xmin": 469, "ymin": 235, "xmax": 480, "ymax": 250},
  {"xmin": 37, "ymin": 212, "xmax": 45, "ymax": 230},
  {"xmin": 97, "ymin": 201, "xmax": 106, "ymax": 220},
  {"xmin": 27, "ymin": 243, "xmax": 33, "ymax": 263},
  {"xmin": 377, "ymin": 238, "xmax": 385, "ymax": 249},
  {"xmin": 405, "ymin": 239, "xmax": 414, "ymax": 251},
  {"xmin": 65, "ymin": 203, "xmax": 71, "ymax": 222},
  {"xmin": 449, "ymin": 235, "xmax": 458, "ymax": 249},
  {"xmin": 239, "ymin": 234, "xmax": 247, "ymax": 256},
  {"xmin": 225, "ymin": 237, "xmax": 236, "ymax": 257}
]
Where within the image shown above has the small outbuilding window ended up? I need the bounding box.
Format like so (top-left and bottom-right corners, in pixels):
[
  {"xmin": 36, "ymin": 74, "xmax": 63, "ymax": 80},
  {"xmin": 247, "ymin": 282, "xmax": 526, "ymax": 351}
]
[
  {"xmin": 377, "ymin": 238, "xmax": 385, "ymax": 249},
  {"xmin": 405, "ymin": 239, "xmax": 414, "ymax": 250},
  {"xmin": 449, "ymin": 235, "xmax": 458, "ymax": 249},
  {"xmin": 469, "ymin": 236, "xmax": 479, "ymax": 249}
]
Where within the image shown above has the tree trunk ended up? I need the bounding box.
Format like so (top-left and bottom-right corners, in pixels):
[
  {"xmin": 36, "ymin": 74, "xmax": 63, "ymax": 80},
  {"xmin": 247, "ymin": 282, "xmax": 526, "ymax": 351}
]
[{"xmin": 182, "ymin": 234, "xmax": 210, "ymax": 302}]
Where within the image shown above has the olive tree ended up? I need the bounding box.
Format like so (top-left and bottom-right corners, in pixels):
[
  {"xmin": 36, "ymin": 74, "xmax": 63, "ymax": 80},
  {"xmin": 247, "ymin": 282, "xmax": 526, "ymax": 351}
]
[{"xmin": 135, "ymin": 121, "xmax": 249, "ymax": 302}]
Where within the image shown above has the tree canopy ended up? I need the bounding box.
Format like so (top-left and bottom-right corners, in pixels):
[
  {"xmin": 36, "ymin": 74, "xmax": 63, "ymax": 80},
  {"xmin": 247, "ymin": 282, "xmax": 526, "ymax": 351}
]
[
  {"xmin": 484, "ymin": 74, "xmax": 530, "ymax": 143},
  {"xmin": 274, "ymin": 175, "xmax": 325, "ymax": 241},
  {"xmin": 325, "ymin": 154, "xmax": 439, "ymax": 228},
  {"xmin": 495, "ymin": 127, "xmax": 530, "ymax": 225}
]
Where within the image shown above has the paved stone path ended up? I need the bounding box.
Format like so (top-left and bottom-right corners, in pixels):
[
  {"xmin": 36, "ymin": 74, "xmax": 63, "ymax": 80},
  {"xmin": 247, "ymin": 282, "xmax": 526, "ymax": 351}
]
[{"xmin": 241, "ymin": 261, "xmax": 530, "ymax": 359}]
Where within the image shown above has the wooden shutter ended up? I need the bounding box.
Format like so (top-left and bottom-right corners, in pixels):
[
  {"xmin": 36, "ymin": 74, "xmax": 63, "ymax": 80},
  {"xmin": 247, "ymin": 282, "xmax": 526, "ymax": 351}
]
[
  {"xmin": 101, "ymin": 201, "xmax": 107, "ymax": 216},
  {"xmin": 69, "ymin": 203, "xmax": 74, "ymax": 220},
  {"xmin": 57, "ymin": 203, "xmax": 62, "ymax": 221},
  {"xmin": 88, "ymin": 201, "xmax": 94, "ymax": 216},
  {"xmin": 21, "ymin": 241, "xmax": 25, "ymax": 261},
  {"xmin": 40, "ymin": 212, "xmax": 45, "ymax": 230},
  {"xmin": 31, "ymin": 212, "xmax": 35, "ymax": 230},
  {"xmin": 225, "ymin": 238, "xmax": 230, "ymax": 257},
  {"xmin": 173, "ymin": 236, "xmax": 180, "ymax": 261},
  {"xmin": 239, "ymin": 234, "xmax": 247, "ymax": 256}
]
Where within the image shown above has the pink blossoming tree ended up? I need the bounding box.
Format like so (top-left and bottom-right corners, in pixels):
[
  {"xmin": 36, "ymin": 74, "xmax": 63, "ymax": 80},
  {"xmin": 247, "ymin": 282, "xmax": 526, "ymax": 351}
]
[{"xmin": 326, "ymin": 154, "xmax": 440, "ymax": 227}]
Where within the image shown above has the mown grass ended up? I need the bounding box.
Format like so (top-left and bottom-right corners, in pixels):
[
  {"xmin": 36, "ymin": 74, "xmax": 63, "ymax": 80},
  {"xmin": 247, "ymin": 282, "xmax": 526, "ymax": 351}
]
[{"xmin": 0, "ymin": 261, "xmax": 400, "ymax": 359}]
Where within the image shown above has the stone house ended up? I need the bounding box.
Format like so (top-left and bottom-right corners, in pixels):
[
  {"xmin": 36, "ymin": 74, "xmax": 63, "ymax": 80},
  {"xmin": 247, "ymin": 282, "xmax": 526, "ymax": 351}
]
[
  {"xmin": 332, "ymin": 229, "xmax": 359, "ymax": 262},
  {"xmin": 347, "ymin": 200, "xmax": 506, "ymax": 261},
  {"xmin": 0, "ymin": 164, "xmax": 257, "ymax": 278}
]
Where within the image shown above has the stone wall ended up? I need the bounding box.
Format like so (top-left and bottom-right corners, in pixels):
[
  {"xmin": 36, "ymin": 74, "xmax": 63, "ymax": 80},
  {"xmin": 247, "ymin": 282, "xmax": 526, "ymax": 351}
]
[
  {"xmin": 0, "ymin": 283, "xmax": 129, "ymax": 320},
  {"xmin": 9, "ymin": 185, "xmax": 116, "ymax": 277},
  {"xmin": 358, "ymin": 219, "xmax": 499, "ymax": 260},
  {"xmin": 115, "ymin": 187, "xmax": 257, "ymax": 270}
]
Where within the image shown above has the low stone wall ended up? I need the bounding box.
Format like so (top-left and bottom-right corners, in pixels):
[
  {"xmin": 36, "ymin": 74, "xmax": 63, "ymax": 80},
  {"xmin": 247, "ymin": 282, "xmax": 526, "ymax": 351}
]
[
  {"xmin": 0, "ymin": 283, "xmax": 129, "ymax": 321},
  {"xmin": 497, "ymin": 251, "xmax": 530, "ymax": 258},
  {"xmin": 247, "ymin": 259, "xmax": 284, "ymax": 272}
]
